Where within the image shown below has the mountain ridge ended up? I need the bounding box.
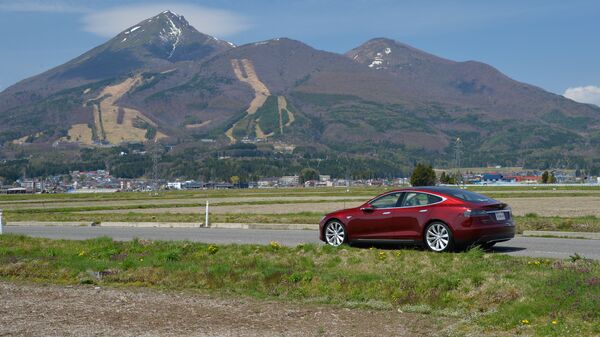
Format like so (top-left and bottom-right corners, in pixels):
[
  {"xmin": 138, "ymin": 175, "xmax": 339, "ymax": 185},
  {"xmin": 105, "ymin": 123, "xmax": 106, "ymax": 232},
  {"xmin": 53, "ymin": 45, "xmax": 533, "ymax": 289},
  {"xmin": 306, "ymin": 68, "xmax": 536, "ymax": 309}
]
[{"xmin": 1, "ymin": 11, "xmax": 599, "ymax": 169}]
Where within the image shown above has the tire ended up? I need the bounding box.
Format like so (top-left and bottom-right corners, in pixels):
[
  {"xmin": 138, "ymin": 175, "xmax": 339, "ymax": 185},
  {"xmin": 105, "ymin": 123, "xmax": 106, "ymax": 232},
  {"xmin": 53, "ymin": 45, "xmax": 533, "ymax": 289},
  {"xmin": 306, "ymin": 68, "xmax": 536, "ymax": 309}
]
[
  {"xmin": 424, "ymin": 222, "xmax": 454, "ymax": 252},
  {"xmin": 324, "ymin": 220, "xmax": 347, "ymax": 247}
]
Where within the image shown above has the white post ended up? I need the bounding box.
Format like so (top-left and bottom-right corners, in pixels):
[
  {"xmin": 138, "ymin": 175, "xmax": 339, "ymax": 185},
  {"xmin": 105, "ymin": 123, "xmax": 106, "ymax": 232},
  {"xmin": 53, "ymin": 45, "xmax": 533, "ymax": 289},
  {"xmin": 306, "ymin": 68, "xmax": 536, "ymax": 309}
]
[
  {"xmin": 0, "ymin": 209, "xmax": 3, "ymax": 235},
  {"xmin": 204, "ymin": 201, "xmax": 209, "ymax": 227}
]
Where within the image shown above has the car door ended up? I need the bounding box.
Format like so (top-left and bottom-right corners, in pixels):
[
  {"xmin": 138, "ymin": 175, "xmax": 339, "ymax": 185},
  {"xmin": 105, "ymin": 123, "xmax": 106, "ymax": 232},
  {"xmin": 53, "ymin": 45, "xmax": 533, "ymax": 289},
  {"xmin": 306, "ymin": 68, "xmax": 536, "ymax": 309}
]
[
  {"xmin": 389, "ymin": 192, "xmax": 443, "ymax": 240},
  {"xmin": 350, "ymin": 192, "xmax": 403, "ymax": 239}
]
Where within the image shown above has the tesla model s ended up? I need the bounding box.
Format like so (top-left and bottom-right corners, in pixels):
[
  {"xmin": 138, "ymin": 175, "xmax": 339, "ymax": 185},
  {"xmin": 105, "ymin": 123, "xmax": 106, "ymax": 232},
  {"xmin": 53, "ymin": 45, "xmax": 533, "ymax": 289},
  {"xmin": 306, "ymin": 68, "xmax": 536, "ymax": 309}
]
[{"xmin": 319, "ymin": 187, "xmax": 515, "ymax": 252}]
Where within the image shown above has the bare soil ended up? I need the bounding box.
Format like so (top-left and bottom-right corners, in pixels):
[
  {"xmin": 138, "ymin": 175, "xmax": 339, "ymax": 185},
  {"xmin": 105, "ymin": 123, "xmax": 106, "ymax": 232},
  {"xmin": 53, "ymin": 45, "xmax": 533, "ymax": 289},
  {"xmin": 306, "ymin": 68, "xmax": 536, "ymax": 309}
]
[
  {"xmin": 503, "ymin": 196, "xmax": 600, "ymax": 217},
  {"xmin": 99, "ymin": 201, "xmax": 363, "ymax": 215},
  {"xmin": 79, "ymin": 196, "xmax": 600, "ymax": 218},
  {"xmin": 0, "ymin": 282, "xmax": 445, "ymax": 337}
]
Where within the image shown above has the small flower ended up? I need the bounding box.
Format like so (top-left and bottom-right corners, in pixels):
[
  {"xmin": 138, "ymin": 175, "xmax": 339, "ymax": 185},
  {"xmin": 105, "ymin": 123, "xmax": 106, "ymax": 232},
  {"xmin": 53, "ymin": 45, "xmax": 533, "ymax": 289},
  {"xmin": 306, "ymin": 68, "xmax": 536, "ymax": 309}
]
[
  {"xmin": 208, "ymin": 244, "xmax": 219, "ymax": 255},
  {"xmin": 78, "ymin": 251, "xmax": 86, "ymax": 257},
  {"xmin": 377, "ymin": 251, "xmax": 386, "ymax": 261},
  {"xmin": 521, "ymin": 319, "xmax": 530, "ymax": 325},
  {"xmin": 270, "ymin": 241, "xmax": 281, "ymax": 250},
  {"xmin": 395, "ymin": 251, "xmax": 402, "ymax": 257},
  {"xmin": 551, "ymin": 320, "xmax": 558, "ymax": 325},
  {"xmin": 139, "ymin": 258, "xmax": 144, "ymax": 262}
]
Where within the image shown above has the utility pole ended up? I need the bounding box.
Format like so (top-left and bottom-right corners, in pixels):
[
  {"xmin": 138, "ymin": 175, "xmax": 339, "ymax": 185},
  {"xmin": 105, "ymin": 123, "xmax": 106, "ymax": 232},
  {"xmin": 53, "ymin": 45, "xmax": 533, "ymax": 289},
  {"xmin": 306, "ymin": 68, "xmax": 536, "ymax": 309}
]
[
  {"xmin": 152, "ymin": 140, "xmax": 160, "ymax": 191},
  {"xmin": 454, "ymin": 138, "xmax": 463, "ymax": 186}
]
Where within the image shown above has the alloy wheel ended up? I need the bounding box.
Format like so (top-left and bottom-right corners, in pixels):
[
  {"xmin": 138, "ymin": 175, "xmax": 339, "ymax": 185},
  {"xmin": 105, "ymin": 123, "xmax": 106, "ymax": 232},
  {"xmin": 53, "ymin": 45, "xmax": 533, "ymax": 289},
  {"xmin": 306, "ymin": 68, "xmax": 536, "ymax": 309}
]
[
  {"xmin": 426, "ymin": 223, "xmax": 451, "ymax": 252},
  {"xmin": 325, "ymin": 221, "xmax": 345, "ymax": 247}
]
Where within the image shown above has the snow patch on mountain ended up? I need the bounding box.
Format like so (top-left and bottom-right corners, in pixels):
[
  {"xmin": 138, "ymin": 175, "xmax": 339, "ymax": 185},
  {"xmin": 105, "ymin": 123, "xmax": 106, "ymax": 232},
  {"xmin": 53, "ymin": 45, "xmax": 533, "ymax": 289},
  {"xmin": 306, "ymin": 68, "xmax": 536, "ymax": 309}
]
[
  {"xmin": 368, "ymin": 52, "xmax": 386, "ymax": 69},
  {"xmin": 159, "ymin": 14, "xmax": 183, "ymax": 59},
  {"xmin": 368, "ymin": 49, "xmax": 391, "ymax": 69}
]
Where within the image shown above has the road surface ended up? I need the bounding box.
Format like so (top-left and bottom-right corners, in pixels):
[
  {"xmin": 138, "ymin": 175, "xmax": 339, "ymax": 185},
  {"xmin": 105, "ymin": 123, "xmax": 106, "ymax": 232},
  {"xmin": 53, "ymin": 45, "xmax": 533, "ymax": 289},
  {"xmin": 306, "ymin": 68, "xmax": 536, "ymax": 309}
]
[{"xmin": 4, "ymin": 225, "xmax": 600, "ymax": 260}]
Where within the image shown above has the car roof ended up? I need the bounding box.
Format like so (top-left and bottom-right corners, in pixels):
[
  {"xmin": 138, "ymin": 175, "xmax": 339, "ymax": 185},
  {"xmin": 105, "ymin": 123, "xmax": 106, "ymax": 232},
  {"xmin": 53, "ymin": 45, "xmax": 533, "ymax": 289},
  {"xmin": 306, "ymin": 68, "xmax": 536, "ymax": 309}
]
[{"xmin": 385, "ymin": 186, "xmax": 469, "ymax": 196}]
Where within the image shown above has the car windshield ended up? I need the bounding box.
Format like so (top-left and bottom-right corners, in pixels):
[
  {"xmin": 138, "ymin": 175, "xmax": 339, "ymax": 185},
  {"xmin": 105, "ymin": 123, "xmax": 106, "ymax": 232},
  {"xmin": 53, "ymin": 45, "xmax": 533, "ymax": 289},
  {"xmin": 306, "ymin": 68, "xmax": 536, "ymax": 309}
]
[{"xmin": 442, "ymin": 189, "xmax": 492, "ymax": 203}]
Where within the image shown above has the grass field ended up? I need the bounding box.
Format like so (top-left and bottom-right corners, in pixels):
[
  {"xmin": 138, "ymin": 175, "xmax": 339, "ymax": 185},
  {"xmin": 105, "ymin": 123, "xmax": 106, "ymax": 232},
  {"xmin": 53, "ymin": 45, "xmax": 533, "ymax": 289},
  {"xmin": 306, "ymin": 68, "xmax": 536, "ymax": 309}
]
[
  {"xmin": 1, "ymin": 235, "xmax": 598, "ymax": 336},
  {"xmin": 2, "ymin": 185, "xmax": 600, "ymax": 233}
]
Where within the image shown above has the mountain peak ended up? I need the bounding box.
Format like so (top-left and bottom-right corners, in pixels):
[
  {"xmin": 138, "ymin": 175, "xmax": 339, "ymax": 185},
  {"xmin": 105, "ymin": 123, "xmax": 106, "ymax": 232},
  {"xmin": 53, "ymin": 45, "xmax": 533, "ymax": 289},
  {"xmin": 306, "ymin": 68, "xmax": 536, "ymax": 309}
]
[
  {"xmin": 346, "ymin": 37, "xmax": 452, "ymax": 70},
  {"xmin": 108, "ymin": 11, "xmax": 234, "ymax": 61}
]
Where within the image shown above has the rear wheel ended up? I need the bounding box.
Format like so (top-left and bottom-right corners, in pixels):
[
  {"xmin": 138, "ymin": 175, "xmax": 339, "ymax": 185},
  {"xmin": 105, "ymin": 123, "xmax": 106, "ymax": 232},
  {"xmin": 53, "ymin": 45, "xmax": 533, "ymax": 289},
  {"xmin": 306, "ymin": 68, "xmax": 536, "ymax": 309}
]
[
  {"xmin": 424, "ymin": 222, "xmax": 454, "ymax": 252},
  {"xmin": 324, "ymin": 220, "xmax": 346, "ymax": 247}
]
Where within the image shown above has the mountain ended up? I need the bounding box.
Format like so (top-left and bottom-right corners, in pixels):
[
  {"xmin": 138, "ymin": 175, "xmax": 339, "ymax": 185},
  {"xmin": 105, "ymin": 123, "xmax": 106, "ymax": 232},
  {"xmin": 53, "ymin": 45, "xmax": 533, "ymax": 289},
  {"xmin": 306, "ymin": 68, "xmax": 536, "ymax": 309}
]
[{"xmin": 1, "ymin": 12, "xmax": 600, "ymax": 171}]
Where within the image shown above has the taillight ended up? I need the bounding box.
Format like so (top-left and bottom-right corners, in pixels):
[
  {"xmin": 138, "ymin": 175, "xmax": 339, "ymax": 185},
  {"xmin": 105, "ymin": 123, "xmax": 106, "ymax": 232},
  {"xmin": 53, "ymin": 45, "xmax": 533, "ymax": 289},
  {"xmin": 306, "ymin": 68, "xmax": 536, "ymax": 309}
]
[{"xmin": 464, "ymin": 209, "xmax": 488, "ymax": 218}]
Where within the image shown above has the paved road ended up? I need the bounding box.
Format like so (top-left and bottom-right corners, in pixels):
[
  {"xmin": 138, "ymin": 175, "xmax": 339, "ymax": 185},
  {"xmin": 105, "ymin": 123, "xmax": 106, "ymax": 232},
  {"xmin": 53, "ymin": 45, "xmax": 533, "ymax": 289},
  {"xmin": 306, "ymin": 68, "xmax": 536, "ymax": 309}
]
[{"xmin": 4, "ymin": 225, "xmax": 600, "ymax": 260}]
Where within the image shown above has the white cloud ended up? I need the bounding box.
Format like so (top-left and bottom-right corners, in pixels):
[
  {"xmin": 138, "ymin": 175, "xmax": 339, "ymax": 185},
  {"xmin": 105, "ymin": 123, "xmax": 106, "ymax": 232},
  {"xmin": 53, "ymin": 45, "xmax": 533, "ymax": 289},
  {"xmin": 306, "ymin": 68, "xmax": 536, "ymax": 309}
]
[
  {"xmin": 82, "ymin": 4, "xmax": 250, "ymax": 38},
  {"xmin": 563, "ymin": 86, "xmax": 600, "ymax": 107}
]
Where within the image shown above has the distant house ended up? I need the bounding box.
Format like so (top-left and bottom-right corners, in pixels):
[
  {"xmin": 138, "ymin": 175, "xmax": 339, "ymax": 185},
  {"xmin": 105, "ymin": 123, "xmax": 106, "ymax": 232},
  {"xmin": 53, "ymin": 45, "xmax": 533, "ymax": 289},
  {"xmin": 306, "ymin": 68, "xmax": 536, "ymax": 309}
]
[
  {"xmin": 258, "ymin": 177, "xmax": 278, "ymax": 188},
  {"xmin": 279, "ymin": 176, "xmax": 299, "ymax": 187},
  {"xmin": 512, "ymin": 176, "xmax": 540, "ymax": 184}
]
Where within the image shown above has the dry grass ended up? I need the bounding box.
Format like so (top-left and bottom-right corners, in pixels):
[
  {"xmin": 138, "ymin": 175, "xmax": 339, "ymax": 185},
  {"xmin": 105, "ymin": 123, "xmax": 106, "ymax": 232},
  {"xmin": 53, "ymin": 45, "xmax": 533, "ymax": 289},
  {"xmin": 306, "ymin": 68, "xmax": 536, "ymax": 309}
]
[
  {"xmin": 230, "ymin": 59, "xmax": 270, "ymax": 114},
  {"xmin": 227, "ymin": 58, "xmax": 272, "ymax": 142},
  {"xmin": 66, "ymin": 124, "xmax": 94, "ymax": 145}
]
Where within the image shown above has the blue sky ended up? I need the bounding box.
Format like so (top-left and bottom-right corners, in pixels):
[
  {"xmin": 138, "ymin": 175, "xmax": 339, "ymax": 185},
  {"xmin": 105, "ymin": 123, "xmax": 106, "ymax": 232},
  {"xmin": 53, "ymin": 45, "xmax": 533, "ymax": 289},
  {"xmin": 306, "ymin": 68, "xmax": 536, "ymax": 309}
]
[{"xmin": 1, "ymin": 0, "xmax": 599, "ymax": 104}]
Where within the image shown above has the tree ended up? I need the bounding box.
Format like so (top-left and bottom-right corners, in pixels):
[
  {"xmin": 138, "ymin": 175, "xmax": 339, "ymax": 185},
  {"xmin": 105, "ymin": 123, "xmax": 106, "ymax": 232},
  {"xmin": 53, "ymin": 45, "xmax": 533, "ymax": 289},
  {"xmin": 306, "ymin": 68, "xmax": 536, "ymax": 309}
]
[
  {"xmin": 549, "ymin": 173, "xmax": 557, "ymax": 183},
  {"xmin": 299, "ymin": 168, "xmax": 319, "ymax": 184},
  {"xmin": 410, "ymin": 163, "xmax": 436, "ymax": 186},
  {"xmin": 230, "ymin": 175, "xmax": 240, "ymax": 186},
  {"xmin": 439, "ymin": 172, "xmax": 448, "ymax": 184},
  {"xmin": 541, "ymin": 171, "xmax": 549, "ymax": 184}
]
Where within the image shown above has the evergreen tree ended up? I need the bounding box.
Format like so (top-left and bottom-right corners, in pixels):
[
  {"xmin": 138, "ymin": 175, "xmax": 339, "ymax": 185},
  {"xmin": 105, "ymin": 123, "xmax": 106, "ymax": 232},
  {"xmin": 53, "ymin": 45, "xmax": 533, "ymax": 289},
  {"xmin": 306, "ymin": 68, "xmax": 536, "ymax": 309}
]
[
  {"xmin": 541, "ymin": 171, "xmax": 549, "ymax": 183},
  {"xmin": 410, "ymin": 163, "xmax": 436, "ymax": 186},
  {"xmin": 299, "ymin": 168, "xmax": 320, "ymax": 184}
]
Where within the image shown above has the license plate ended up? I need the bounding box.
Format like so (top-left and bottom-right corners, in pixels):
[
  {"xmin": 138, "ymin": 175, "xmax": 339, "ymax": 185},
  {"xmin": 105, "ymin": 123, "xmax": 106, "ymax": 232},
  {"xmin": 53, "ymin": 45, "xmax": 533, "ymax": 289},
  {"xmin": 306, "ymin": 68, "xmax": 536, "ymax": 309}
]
[{"xmin": 495, "ymin": 212, "xmax": 506, "ymax": 221}]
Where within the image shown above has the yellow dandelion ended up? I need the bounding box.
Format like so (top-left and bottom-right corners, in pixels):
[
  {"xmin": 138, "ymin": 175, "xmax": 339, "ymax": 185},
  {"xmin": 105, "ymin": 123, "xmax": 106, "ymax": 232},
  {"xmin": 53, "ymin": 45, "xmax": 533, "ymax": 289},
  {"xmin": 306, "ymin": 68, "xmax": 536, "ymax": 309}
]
[
  {"xmin": 551, "ymin": 320, "xmax": 558, "ymax": 325},
  {"xmin": 78, "ymin": 251, "xmax": 86, "ymax": 256},
  {"xmin": 521, "ymin": 319, "xmax": 530, "ymax": 325}
]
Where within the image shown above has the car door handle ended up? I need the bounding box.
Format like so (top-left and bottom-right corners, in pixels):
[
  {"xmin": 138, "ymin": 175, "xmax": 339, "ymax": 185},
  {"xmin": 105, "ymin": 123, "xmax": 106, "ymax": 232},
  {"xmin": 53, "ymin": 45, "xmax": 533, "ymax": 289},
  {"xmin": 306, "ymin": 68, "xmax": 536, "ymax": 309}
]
[
  {"xmin": 382, "ymin": 211, "xmax": 391, "ymax": 215},
  {"xmin": 419, "ymin": 210, "xmax": 428, "ymax": 213}
]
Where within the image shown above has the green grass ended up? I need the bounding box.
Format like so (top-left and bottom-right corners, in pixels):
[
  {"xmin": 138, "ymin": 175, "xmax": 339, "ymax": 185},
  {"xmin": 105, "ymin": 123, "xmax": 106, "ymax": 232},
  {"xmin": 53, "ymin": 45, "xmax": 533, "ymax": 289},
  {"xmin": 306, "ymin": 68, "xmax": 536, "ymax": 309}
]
[
  {"xmin": 516, "ymin": 214, "xmax": 600, "ymax": 233},
  {"xmin": 0, "ymin": 235, "xmax": 598, "ymax": 336},
  {"xmin": 1, "ymin": 198, "xmax": 359, "ymax": 213},
  {"xmin": 3, "ymin": 211, "xmax": 322, "ymax": 224}
]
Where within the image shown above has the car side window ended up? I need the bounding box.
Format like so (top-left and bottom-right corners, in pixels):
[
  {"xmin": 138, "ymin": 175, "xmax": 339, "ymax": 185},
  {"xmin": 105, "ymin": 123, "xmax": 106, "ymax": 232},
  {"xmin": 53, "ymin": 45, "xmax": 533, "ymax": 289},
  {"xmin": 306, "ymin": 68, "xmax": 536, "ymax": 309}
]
[
  {"xmin": 402, "ymin": 192, "xmax": 442, "ymax": 207},
  {"xmin": 370, "ymin": 193, "xmax": 402, "ymax": 209}
]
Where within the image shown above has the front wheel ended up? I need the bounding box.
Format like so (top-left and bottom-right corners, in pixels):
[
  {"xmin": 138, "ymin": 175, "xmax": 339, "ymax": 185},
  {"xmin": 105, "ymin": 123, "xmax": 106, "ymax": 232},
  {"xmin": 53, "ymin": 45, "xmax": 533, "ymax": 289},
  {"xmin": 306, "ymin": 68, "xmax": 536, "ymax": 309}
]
[
  {"xmin": 424, "ymin": 222, "xmax": 454, "ymax": 252},
  {"xmin": 324, "ymin": 220, "xmax": 347, "ymax": 247}
]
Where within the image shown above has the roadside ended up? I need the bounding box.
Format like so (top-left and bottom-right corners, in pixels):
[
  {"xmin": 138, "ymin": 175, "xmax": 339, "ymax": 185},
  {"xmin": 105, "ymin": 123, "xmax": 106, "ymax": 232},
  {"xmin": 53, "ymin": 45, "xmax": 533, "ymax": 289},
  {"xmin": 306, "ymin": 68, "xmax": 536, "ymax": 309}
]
[
  {"xmin": 5, "ymin": 221, "xmax": 600, "ymax": 240},
  {"xmin": 0, "ymin": 281, "xmax": 444, "ymax": 337},
  {"xmin": 1, "ymin": 235, "xmax": 599, "ymax": 336}
]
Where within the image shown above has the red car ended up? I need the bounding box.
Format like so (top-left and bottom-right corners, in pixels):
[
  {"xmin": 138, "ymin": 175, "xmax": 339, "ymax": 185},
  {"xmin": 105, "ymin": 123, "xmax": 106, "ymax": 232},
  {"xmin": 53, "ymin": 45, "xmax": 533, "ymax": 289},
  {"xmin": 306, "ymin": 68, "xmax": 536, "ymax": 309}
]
[{"xmin": 319, "ymin": 187, "xmax": 515, "ymax": 252}]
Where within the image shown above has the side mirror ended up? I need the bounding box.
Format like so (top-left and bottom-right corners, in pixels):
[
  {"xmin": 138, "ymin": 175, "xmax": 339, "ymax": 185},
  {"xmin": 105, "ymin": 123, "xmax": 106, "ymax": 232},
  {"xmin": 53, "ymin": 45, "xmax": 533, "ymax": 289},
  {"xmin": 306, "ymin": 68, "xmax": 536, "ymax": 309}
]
[{"xmin": 360, "ymin": 205, "xmax": 374, "ymax": 213}]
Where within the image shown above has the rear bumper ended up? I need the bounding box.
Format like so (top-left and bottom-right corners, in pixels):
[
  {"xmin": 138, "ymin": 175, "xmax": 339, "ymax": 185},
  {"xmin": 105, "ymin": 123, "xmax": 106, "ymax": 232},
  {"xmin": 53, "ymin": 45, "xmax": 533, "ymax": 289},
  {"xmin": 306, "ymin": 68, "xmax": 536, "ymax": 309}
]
[{"xmin": 454, "ymin": 222, "xmax": 516, "ymax": 245}]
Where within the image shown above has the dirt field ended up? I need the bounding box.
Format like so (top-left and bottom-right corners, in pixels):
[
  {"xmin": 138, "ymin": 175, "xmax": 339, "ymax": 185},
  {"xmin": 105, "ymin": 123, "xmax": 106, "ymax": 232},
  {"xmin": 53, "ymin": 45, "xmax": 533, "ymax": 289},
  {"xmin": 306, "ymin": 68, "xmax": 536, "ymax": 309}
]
[
  {"xmin": 0, "ymin": 282, "xmax": 445, "ymax": 337},
  {"xmin": 92, "ymin": 201, "xmax": 362, "ymax": 215},
  {"xmin": 503, "ymin": 196, "xmax": 600, "ymax": 217},
  {"xmin": 78, "ymin": 196, "xmax": 600, "ymax": 218}
]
